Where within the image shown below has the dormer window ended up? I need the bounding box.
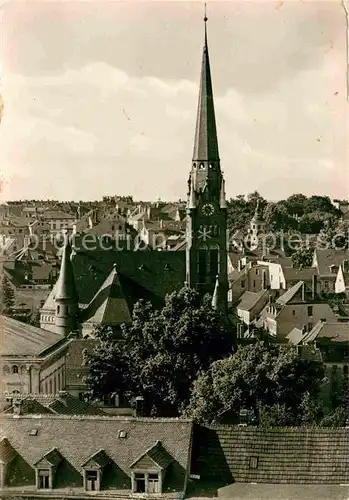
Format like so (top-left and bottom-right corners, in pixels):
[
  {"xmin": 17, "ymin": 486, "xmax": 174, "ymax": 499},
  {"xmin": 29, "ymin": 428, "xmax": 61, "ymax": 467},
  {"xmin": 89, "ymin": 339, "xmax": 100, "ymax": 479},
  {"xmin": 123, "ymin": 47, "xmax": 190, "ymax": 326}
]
[
  {"xmin": 81, "ymin": 449, "xmax": 110, "ymax": 492},
  {"xmin": 34, "ymin": 448, "xmax": 63, "ymax": 490},
  {"xmin": 130, "ymin": 441, "xmax": 173, "ymax": 495}
]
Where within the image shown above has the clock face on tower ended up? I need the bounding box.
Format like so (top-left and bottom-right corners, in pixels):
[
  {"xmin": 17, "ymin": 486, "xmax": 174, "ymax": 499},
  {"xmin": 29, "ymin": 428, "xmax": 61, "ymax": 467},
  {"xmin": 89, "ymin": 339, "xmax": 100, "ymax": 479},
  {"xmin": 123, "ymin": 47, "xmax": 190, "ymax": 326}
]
[{"xmin": 201, "ymin": 203, "xmax": 215, "ymax": 216}]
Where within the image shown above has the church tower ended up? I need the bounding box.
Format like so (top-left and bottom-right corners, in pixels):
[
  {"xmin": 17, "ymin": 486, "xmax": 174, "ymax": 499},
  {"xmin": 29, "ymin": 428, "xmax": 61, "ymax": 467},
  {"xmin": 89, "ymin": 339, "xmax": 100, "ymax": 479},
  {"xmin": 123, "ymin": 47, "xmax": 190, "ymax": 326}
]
[
  {"xmin": 186, "ymin": 13, "xmax": 228, "ymax": 312},
  {"xmin": 250, "ymin": 199, "xmax": 266, "ymax": 250},
  {"xmin": 55, "ymin": 232, "xmax": 79, "ymax": 335}
]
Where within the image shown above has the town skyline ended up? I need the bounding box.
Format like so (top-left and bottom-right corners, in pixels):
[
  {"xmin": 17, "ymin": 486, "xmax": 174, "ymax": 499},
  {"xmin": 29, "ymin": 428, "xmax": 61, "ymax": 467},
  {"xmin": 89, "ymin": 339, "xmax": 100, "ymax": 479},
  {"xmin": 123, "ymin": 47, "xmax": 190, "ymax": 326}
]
[{"xmin": 0, "ymin": 1, "xmax": 347, "ymax": 202}]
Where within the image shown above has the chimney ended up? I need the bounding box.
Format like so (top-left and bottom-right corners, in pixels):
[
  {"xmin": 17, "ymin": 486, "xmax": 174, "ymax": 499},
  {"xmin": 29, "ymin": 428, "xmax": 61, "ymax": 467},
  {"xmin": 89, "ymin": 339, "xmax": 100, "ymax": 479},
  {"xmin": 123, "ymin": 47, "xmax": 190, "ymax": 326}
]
[
  {"xmin": 301, "ymin": 282, "xmax": 306, "ymax": 302},
  {"xmin": 134, "ymin": 396, "xmax": 145, "ymax": 417},
  {"xmin": 312, "ymin": 274, "xmax": 318, "ymax": 300}
]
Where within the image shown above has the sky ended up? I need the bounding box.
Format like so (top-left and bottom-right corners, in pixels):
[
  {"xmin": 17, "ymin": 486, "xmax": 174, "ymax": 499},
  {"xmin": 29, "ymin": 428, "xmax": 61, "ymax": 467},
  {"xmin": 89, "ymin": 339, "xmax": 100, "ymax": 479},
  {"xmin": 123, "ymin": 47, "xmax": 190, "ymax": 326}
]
[{"xmin": 0, "ymin": 0, "xmax": 348, "ymax": 202}]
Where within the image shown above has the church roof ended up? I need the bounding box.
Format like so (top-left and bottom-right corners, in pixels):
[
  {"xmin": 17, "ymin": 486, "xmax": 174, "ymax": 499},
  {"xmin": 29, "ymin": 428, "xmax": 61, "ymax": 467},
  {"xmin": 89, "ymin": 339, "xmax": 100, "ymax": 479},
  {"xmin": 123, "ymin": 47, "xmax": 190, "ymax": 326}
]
[
  {"xmin": 81, "ymin": 265, "xmax": 132, "ymax": 326},
  {"xmin": 71, "ymin": 249, "xmax": 186, "ymax": 310}
]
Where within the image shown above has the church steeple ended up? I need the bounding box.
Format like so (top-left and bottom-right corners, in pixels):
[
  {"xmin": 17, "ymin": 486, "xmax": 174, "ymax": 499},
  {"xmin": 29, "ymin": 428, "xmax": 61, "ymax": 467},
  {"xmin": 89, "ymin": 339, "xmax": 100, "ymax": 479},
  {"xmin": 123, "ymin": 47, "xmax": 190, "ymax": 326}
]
[
  {"xmin": 185, "ymin": 10, "xmax": 228, "ymax": 313},
  {"xmin": 192, "ymin": 12, "xmax": 219, "ymax": 163}
]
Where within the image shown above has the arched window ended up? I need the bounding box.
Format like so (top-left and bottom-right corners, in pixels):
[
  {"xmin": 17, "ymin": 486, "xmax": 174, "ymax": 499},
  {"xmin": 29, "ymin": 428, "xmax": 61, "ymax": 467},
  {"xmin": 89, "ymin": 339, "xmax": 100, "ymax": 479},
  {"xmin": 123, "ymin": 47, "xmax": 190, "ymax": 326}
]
[
  {"xmin": 197, "ymin": 244, "xmax": 208, "ymax": 284},
  {"xmin": 57, "ymin": 305, "xmax": 60, "ymax": 315},
  {"xmin": 12, "ymin": 365, "xmax": 19, "ymax": 374},
  {"xmin": 199, "ymin": 163, "xmax": 205, "ymax": 169},
  {"xmin": 49, "ymin": 380, "xmax": 53, "ymax": 394},
  {"xmin": 209, "ymin": 244, "xmax": 220, "ymax": 279}
]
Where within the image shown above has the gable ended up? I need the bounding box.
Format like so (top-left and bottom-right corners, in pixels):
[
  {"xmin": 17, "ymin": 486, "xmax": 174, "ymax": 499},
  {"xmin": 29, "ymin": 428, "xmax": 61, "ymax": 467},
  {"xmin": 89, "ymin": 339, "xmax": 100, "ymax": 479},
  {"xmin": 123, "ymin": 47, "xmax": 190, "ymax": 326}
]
[{"xmin": 131, "ymin": 454, "xmax": 161, "ymax": 471}]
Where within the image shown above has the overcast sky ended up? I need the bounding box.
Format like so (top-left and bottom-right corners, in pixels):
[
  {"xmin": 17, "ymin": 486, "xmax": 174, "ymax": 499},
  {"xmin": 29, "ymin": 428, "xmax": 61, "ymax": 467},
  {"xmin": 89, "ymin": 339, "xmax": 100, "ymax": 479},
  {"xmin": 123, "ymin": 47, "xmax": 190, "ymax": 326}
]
[{"xmin": 0, "ymin": 0, "xmax": 348, "ymax": 202}]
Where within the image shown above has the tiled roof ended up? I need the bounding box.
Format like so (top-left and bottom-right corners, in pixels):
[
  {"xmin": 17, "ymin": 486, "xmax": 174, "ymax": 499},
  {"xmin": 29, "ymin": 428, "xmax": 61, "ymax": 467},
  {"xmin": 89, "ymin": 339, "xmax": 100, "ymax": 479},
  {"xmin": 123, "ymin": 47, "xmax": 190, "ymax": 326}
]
[
  {"xmin": 276, "ymin": 281, "xmax": 305, "ymax": 306},
  {"xmin": 303, "ymin": 321, "xmax": 349, "ymax": 344},
  {"xmin": 41, "ymin": 210, "xmax": 75, "ymax": 219},
  {"xmin": 237, "ymin": 290, "xmax": 269, "ymax": 312},
  {"xmin": 0, "ymin": 315, "xmax": 63, "ymax": 356},
  {"xmin": 81, "ymin": 265, "xmax": 132, "ymax": 326},
  {"xmin": 0, "ymin": 438, "xmax": 17, "ymax": 464},
  {"xmin": 1, "ymin": 393, "xmax": 105, "ymax": 416},
  {"xmin": 195, "ymin": 426, "xmax": 349, "ymax": 484},
  {"xmin": 283, "ymin": 267, "xmax": 317, "ymax": 282},
  {"xmin": 47, "ymin": 393, "xmax": 106, "ymax": 416},
  {"xmin": 81, "ymin": 449, "xmax": 110, "ymax": 468},
  {"xmin": 71, "ymin": 249, "xmax": 186, "ymax": 308},
  {"xmin": 34, "ymin": 447, "xmax": 63, "ymax": 467},
  {"xmin": 130, "ymin": 441, "xmax": 173, "ymax": 470},
  {"xmin": 1, "ymin": 415, "xmax": 193, "ymax": 483},
  {"xmin": 314, "ymin": 249, "xmax": 349, "ymax": 276}
]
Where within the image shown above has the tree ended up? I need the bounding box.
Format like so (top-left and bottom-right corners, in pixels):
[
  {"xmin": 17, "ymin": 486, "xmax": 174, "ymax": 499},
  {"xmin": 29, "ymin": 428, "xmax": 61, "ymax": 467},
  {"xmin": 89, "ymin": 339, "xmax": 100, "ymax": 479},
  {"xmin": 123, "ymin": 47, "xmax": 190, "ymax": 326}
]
[
  {"xmin": 291, "ymin": 247, "xmax": 314, "ymax": 268},
  {"xmin": 1, "ymin": 276, "xmax": 15, "ymax": 316},
  {"xmin": 184, "ymin": 342, "xmax": 325, "ymax": 425},
  {"xmin": 85, "ymin": 287, "xmax": 234, "ymax": 417},
  {"xmin": 284, "ymin": 194, "xmax": 308, "ymax": 217}
]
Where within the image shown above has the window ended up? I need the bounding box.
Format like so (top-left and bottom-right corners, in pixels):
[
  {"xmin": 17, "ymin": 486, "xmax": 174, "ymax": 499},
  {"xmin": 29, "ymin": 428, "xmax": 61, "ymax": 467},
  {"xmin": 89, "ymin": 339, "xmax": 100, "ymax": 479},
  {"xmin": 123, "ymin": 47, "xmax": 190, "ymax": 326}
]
[
  {"xmin": 57, "ymin": 305, "xmax": 60, "ymax": 314},
  {"xmin": 253, "ymin": 280, "xmax": 256, "ymax": 288},
  {"xmin": 12, "ymin": 365, "xmax": 19, "ymax": 374},
  {"xmin": 38, "ymin": 469, "xmax": 50, "ymax": 489},
  {"xmin": 134, "ymin": 473, "xmax": 146, "ymax": 493},
  {"xmin": 292, "ymin": 309, "xmax": 296, "ymax": 316},
  {"xmin": 343, "ymin": 365, "xmax": 348, "ymax": 376},
  {"xmin": 249, "ymin": 456, "xmax": 259, "ymax": 469},
  {"xmin": 307, "ymin": 306, "xmax": 313, "ymax": 316},
  {"xmin": 241, "ymin": 280, "xmax": 245, "ymax": 288},
  {"xmin": 118, "ymin": 430, "xmax": 127, "ymax": 439},
  {"xmin": 85, "ymin": 470, "xmax": 98, "ymax": 491},
  {"xmin": 148, "ymin": 474, "xmax": 160, "ymax": 493}
]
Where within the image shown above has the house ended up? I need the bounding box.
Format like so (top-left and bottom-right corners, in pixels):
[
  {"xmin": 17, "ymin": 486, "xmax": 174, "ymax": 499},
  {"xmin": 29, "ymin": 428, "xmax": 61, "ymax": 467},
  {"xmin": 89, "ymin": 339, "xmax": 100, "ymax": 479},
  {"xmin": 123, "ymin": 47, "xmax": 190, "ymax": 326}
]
[
  {"xmin": 0, "ymin": 414, "xmax": 193, "ymax": 498},
  {"xmin": 237, "ymin": 290, "xmax": 270, "ymax": 327},
  {"xmin": 40, "ymin": 210, "xmax": 76, "ymax": 238},
  {"xmin": 260, "ymin": 280, "xmax": 337, "ymax": 340},
  {"xmin": 312, "ymin": 248, "xmax": 349, "ymax": 294},
  {"xmin": 289, "ymin": 320, "xmax": 349, "ymax": 408}
]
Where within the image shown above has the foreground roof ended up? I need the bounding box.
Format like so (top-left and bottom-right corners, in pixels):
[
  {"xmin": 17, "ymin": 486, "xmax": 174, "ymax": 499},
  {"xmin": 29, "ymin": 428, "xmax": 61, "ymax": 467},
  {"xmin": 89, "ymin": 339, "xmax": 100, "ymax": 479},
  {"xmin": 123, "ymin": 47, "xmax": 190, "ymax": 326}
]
[
  {"xmin": 0, "ymin": 415, "xmax": 193, "ymax": 478},
  {"xmin": 195, "ymin": 425, "xmax": 349, "ymax": 484}
]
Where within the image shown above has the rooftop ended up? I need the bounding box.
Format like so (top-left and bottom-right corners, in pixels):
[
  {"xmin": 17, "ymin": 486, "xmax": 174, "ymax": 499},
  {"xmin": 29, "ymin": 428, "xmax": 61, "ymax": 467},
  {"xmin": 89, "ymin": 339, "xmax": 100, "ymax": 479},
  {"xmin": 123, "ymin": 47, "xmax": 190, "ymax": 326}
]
[{"xmin": 0, "ymin": 315, "xmax": 63, "ymax": 357}]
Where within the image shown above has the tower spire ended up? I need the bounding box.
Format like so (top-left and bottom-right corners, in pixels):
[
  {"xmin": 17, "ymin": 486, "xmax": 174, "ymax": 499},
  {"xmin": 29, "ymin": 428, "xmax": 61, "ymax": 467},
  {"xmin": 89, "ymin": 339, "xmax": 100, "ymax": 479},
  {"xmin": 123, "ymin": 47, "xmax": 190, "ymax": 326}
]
[
  {"xmin": 55, "ymin": 232, "xmax": 78, "ymax": 335},
  {"xmin": 192, "ymin": 7, "xmax": 219, "ymax": 162}
]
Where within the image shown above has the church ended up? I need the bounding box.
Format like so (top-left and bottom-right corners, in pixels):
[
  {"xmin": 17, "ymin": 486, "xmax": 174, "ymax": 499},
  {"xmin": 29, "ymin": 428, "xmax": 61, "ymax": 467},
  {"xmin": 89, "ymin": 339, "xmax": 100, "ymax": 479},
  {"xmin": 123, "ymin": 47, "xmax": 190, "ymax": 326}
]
[{"xmin": 40, "ymin": 16, "xmax": 229, "ymax": 337}]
